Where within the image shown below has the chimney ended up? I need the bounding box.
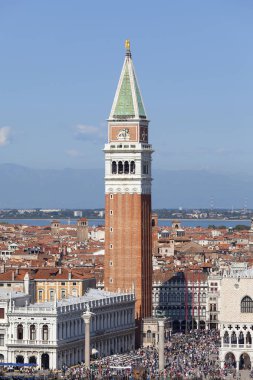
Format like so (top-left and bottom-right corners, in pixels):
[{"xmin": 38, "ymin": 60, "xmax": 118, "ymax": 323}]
[
  {"xmin": 68, "ymin": 272, "xmax": 71, "ymax": 280},
  {"xmin": 58, "ymin": 268, "xmax": 62, "ymax": 275}
]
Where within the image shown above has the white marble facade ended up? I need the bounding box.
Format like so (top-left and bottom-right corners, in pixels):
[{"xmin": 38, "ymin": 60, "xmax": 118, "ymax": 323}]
[
  {"xmin": 219, "ymin": 271, "xmax": 253, "ymax": 371},
  {"xmin": 0, "ymin": 289, "xmax": 135, "ymax": 369}
]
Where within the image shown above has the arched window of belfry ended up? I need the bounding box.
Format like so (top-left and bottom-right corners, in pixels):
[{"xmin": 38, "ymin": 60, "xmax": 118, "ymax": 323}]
[
  {"xmin": 241, "ymin": 296, "xmax": 253, "ymax": 313},
  {"xmin": 124, "ymin": 161, "xmax": 129, "ymax": 174},
  {"xmin": 130, "ymin": 161, "xmax": 135, "ymax": 174},
  {"xmin": 112, "ymin": 161, "xmax": 117, "ymax": 174},
  {"xmin": 118, "ymin": 161, "xmax": 123, "ymax": 174}
]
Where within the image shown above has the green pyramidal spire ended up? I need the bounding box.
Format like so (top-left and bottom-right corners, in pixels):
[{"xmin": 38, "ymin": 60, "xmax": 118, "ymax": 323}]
[{"xmin": 109, "ymin": 41, "xmax": 147, "ymax": 120}]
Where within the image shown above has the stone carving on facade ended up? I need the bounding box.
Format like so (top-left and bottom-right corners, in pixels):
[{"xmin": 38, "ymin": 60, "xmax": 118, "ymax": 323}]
[{"xmin": 117, "ymin": 129, "xmax": 130, "ymax": 141}]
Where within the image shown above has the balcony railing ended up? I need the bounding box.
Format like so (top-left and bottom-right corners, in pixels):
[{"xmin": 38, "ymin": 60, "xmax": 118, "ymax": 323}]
[
  {"xmin": 9, "ymin": 340, "xmax": 55, "ymax": 345},
  {"xmin": 222, "ymin": 343, "xmax": 252, "ymax": 349},
  {"xmin": 12, "ymin": 307, "xmax": 56, "ymax": 313}
]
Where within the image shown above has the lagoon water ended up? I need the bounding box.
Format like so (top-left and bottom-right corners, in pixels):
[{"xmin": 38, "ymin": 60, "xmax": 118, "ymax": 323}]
[{"xmin": 0, "ymin": 218, "xmax": 250, "ymax": 228}]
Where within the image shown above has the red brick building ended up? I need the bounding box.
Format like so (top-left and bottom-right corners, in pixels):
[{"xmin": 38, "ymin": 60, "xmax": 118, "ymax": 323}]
[{"xmin": 104, "ymin": 41, "xmax": 153, "ymax": 334}]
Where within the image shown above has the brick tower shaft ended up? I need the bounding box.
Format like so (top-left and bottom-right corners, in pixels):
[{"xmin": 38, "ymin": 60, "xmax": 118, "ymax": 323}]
[{"xmin": 104, "ymin": 41, "xmax": 153, "ymax": 342}]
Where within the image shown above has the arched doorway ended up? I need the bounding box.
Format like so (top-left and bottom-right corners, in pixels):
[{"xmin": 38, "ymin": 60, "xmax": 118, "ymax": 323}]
[
  {"xmin": 0, "ymin": 354, "xmax": 4, "ymax": 363},
  {"xmin": 173, "ymin": 320, "xmax": 180, "ymax": 332},
  {"xmin": 199, "ymin": 320, "xmax": 205, "ymax": 330},
  {"xmin": 181, "ymin": 320, "xmax": 186, "ymax": 332},
  {"xmin": 16, "ymin": 355, "xmax": 24, "ymax": 364},
  {"xmin": 225, "ymin": 352, "xmax": 236, "ymax": 369},
  {"xmin": 146, "ymin": 330, "xmax": 152, "ymax": 344},
  {"xmin": 41, "ymin": 353, "xmax": 49, "ymax": 369},
  {"xmin": 239, "ymin": 353, "xmax": 251, "ymax": 370},
  {"xmin": 190, "ymin": 319, "xmax": 197, "ymax": 330},
  {"xmin": 29, "ymin": 356, "xmax": 37, "ymax": 365}
]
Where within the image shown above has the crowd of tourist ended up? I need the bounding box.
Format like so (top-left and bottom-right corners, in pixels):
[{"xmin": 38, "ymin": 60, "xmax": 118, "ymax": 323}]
[
  {"xmin": 163, "ymin": 330, "xmax": 223, "ymax": 379},
  {"xmin": 63, "ymin": 330, "xmax": 236, "ymax": 379}
]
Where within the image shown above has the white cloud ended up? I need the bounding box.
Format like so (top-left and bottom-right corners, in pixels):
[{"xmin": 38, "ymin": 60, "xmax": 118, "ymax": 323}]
[
  {"xmin": 66, "ymin": 149, "xmax": 84, "ymax": 157},
  {"xmin": 74, "ymin": 124, "xmax": 105, "ymax": 141},
  {"xmin": 0, "ymin": 126, "xmax": 11, "ymax": 146}
]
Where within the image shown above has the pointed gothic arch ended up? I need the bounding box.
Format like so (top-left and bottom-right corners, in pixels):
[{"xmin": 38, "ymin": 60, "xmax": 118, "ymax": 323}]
[{"xmin": 223, "ymin": 331, "xmax": 229, "ymax": 344}]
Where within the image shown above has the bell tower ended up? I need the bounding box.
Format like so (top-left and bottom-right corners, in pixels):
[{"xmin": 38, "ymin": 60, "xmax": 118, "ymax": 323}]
[{"xmin": 104, "ymin": 41, "xmax": 153, "ymax": 332}]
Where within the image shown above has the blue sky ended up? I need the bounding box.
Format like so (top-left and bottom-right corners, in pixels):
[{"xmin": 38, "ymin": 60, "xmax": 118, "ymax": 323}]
[{"xmin": 0, "ymin": 0, "xmax": 253, "ymax": 175}]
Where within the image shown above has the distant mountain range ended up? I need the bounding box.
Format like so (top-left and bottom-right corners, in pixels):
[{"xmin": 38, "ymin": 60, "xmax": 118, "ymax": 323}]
[{"xmin": 0, "ymin": 163, "xmax": 251, "ymax": 209}]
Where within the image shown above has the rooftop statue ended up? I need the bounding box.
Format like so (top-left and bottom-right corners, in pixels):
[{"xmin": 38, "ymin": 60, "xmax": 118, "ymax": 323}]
[{"xmin": 125, "ymin": 39, "xmax": 130, "ymax": 50}]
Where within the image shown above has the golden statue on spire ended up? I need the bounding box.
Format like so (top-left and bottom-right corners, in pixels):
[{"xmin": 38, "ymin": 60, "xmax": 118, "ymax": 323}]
[{"xmin": 125, "ymin": 39, "xmax": 130, "ymax": 50}]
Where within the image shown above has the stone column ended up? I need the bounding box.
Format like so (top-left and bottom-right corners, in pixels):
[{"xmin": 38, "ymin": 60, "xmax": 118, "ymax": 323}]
[
  {"xmin": 51, "ymin": 351, "xmax": 57, "ymax": 370},
  {"xmin": 24, "ymin": 353, "xmax": 28, "ymax": 364},
  {"xmin": 37, "ymin": 353, "xmax": 41, "ymax": 369},
  {"xmin": 82, "ymin": 311, "xmax": 92, "ymax": 368},
  {"xmin": 24, "ymin": 322, "xmax": 28, "ymax": 342},
  {"xmin": 158, "ymin": 319, "xmax": 165, "ymax": 372}
]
